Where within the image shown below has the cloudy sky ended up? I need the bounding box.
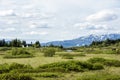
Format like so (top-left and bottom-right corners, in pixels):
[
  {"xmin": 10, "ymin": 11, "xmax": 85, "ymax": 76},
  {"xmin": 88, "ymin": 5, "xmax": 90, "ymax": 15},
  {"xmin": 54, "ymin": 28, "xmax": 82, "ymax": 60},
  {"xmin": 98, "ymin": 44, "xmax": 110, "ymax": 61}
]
[{"xmin": 0, "ymin": 0, "xmax": 120, "ymax": 42}]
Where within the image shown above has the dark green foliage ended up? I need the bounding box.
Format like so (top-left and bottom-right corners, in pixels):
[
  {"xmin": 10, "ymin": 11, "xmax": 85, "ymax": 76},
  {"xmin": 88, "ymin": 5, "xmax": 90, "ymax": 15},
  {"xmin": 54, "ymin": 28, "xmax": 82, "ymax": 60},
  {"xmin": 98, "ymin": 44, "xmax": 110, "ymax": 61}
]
[
  {"xmin": 0, "ymin": 63, "xmax": 32, "ymax": 74},
  {"xmin": 0, "ymin": 73, "xmax": 34, "ymax": 80},
  {"xmin": 0, "ymin": 39, "xmax": 26, "ymax": 47},
  {"xmin": 22, "ymin": 40, "xmax": 27, "ymax": 47},
  {"xmin": 38, "ymin": 61, "xmax": 104, "ymax": 72},
  {"xmin": 88, "ymin": 57, "xmax": 106, "ymax": 63},
  {"xmin": 0, "ymin": 47, "xmax": 12, "ymax": 51},
  {"xmin": 0, "ymin": 39, "xmax": 6, "ymax": 47},
  {"xmin": 34, "ymin": 41, "xmax": 41, "ymax": 48},
  {"xmin": 43, "ymin": 48, "xmax": 55, "ymax": 57},
  {"xmin": 0, "ymin": 39, "xmax": 42, "ymax": 48},
  {"xmin": 104, "ymin": 60, "xmax": 120, "ymax": 67},
  {"xmin": 10, "ymin": 39, "xmax": 22, "ymax": 47},
  {"xmin": 0, "ymin": 63, "xmax": 9, "ymax": 74},
  {"xmin": 34, "ymin": 73, "xmax": 60, "ymax": 78},
  {"xmin": 90, "ymin": 39, "xmax": 120, "ymax": 47},
  {"xmin": 88, "ymin": 57, "xmax": 120, "ymax": 67}
]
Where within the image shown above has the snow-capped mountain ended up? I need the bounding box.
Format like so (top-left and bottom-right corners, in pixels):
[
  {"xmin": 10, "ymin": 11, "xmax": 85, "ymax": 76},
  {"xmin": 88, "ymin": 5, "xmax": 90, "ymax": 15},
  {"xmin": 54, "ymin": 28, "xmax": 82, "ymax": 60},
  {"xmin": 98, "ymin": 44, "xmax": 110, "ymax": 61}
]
[{"xmin": 42, "ymin": 33, "xmax": 120, "ymax": 47}]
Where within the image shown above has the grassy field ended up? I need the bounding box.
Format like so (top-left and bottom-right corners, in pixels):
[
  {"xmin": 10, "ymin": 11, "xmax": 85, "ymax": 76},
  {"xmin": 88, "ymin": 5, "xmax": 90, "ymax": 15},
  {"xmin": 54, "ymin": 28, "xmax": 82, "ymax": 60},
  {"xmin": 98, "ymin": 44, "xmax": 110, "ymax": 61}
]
[{"xmin": 0, "ymin": 47, "xmax": 120, "ymax": 80}]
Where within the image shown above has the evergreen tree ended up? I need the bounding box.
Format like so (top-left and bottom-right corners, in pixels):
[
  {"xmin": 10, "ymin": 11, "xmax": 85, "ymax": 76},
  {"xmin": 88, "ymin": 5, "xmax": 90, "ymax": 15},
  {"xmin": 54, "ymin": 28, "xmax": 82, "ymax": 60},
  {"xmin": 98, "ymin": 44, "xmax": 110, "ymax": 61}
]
[
  {"xmin": 11, "ymin": 39, "xmax": 22, "ymax": 47},
  {"xmin": 34, "ymin": 41, "xmax": 41, "ymax": 48},
  {"xmin": 22, "ymin": 40, "xmax": 27, "ymax": 47}
]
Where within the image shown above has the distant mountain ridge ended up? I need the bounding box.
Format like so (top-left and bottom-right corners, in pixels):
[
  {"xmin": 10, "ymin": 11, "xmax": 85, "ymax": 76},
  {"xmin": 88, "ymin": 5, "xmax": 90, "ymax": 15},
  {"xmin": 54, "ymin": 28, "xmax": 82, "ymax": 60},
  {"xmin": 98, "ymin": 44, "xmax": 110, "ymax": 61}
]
[{"xmin": 42, "ymin": 33, "xmax": 120, "ymax": 47}]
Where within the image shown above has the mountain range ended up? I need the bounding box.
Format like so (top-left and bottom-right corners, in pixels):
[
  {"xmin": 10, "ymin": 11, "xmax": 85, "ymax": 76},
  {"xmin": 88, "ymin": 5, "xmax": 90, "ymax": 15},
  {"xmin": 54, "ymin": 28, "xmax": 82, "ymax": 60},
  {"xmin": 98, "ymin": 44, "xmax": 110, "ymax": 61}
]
[{"xmin": 42, "ymin": 33, "xmax": 120, "ymax": 47}]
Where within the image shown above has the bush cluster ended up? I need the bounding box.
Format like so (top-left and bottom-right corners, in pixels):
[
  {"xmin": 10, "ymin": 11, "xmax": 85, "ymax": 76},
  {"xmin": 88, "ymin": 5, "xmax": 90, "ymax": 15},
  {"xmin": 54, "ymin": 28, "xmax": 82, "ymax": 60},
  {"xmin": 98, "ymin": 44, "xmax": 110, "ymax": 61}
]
[
  {"xmin": 43, "ymin": 48, "xmax": 55, "ymax": 57},
  {"xmin": 0, "ymin": 73, "xmax": 34, "ymax": 80},
  {"xmin": 38, "ymin": 61, "xmax": 104, "ymax": 72},
  {"xmin": 11, "ymin": 48, "xmax": 30, "ymax": 55},
  {"xmin": 34, "ymin": 73, "xmax": 60, "ymax": 78},
  {"xmin": 0, "ymin": 63, "xmax": 32, "ymax": 74},
  {"xmin": 88, "ymin": 57, "xmax": 120, "ymax": 67},
  {"xmin": 4, "ymin": 48, "xmax": 33, "ymax": 58}
]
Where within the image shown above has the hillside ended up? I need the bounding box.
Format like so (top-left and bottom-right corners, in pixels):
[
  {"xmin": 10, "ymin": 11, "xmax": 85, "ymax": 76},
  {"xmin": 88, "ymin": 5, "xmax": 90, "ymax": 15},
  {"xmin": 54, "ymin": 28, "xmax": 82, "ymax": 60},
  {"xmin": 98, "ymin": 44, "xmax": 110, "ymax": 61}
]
[{"xmin": 42, "ymin": 33, "xmax": 120, "ymax": 47}]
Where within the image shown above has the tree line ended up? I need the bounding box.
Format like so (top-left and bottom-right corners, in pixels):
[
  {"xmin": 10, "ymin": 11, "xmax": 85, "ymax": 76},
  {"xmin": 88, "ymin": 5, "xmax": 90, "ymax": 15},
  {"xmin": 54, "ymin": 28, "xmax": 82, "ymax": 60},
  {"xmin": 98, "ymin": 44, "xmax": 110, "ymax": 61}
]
[
  {"xmin": 0, "ymin": 39, "xmax": 41, "ymax": 48},
  {"xmin": 0, "ymin": 39, "xmax": 63, "ymax": 48},
  {"xmin": 90, "ymin": 39, "xmax": 120, "ymax": 47}
]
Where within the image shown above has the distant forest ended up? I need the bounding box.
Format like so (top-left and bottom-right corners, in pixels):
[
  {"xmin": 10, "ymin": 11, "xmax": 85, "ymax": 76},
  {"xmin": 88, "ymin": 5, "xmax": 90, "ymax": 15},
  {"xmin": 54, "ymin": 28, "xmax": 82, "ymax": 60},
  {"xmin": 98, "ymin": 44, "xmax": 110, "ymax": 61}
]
[
  {"xmin": 0, "ymin": 39, "xmax": 63, "ymax": 48},
  {"xmin": 90, "ymin": 39, "xmax": 120, "ymax": 47},
  {"xmin": 0, "ymin": 39, "xmax": 40, "ymax": 47}
]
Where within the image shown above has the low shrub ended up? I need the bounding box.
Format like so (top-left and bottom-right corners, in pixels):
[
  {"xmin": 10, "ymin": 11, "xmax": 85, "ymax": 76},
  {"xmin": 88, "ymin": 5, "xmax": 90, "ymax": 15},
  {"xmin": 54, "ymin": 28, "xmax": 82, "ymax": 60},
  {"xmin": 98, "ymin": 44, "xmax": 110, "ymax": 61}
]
[
  {"xmin": 0, "ymin": 63, "xmax": 9, "ymax": 74},
  {"xmin": 92, "ymin": 63, "xmax": 104, "ymax": 70},
  {"xmin": 104, "ymin": 60, "xmax": 120, "ymax": 67},
  {"xmin": 9, "ymin": 63, "xmax": 32, "ymax": 70},
  {"xmin": 43, "ymin": 48, "xmax": 55, "ymax": 57},
  {"xmin": 0, "ymin": 47, "xmax": 12, "ymax": 51},
  {"xmin": 88, "ymin": 57, "xmax": 106, "ymax": 63},
  {"xmin": 0, "ymin": 63, "xmax": 33, "ymax": 74},
  {"xmin": 88, "ymin": 57, "xmax": 120, "ymax": 67},
  {"xmin": 4, "ymin": 48, "xmax": 34, "ymax": 58},
  {"xmin": 34, "ymin": 73, "xmax": 60, "ymax": 78},
  {"xmin": 0, "ymin": 73, "xmax": 34, "ymax": 80},
  {"xmin": 38, "ymin": 61, "xmax": 104, "ymax": 72},
  {"xmin": 11, "ymin": 48, "xmax": 30, "ymax": 55}
]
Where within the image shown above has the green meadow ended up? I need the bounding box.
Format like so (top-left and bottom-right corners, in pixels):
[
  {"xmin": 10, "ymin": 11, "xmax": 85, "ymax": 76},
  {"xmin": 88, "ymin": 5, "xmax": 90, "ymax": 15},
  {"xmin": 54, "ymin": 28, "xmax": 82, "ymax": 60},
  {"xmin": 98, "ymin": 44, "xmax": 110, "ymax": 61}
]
[{"xmin": 0, "ymin": 43, "xmax": 120, "ymax": 80}]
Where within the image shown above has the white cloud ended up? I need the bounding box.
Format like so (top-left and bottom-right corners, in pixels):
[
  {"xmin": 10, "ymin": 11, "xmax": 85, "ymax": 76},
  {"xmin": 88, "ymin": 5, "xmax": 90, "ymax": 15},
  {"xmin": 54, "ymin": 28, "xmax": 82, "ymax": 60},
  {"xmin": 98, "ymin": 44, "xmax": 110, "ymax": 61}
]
[
  {"xmin": 5, "ymin": 28, "xmax": 15, "ymax": 31},
  {"xmin": 86, "ymin": 10, "xmax": 118, "ymax": 22},
  {"xmin": 28, "ymin": 21, "xmax": 50, "ymax": 29},
  {"xmin": 19, "ymin": 13, "xmax": 36, "ymax": 18},
  {"xmin": 0, "ymin": 9, "xmax": 16, "ymax": 17},
  {"xmin": 0, "ymin": 28, "xmax": 15, "ymax": 32},
  {"xmin": 25, "ymin": 31, "xmax": 48, "ymax": 35},
  {"xmin": 7, "ymin": 20, "xmax": 19, "ymax": 25},
  {"xmin": 74, "ymin": 22, "xmax": 111, "ymax": 30},
  {"xmin": 29, "ymin": 23, "xmax": 37, "ymax": 28},
  {"xmin": 0, "ymin": 0, "xmax": 120, "ymax": 42}
]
